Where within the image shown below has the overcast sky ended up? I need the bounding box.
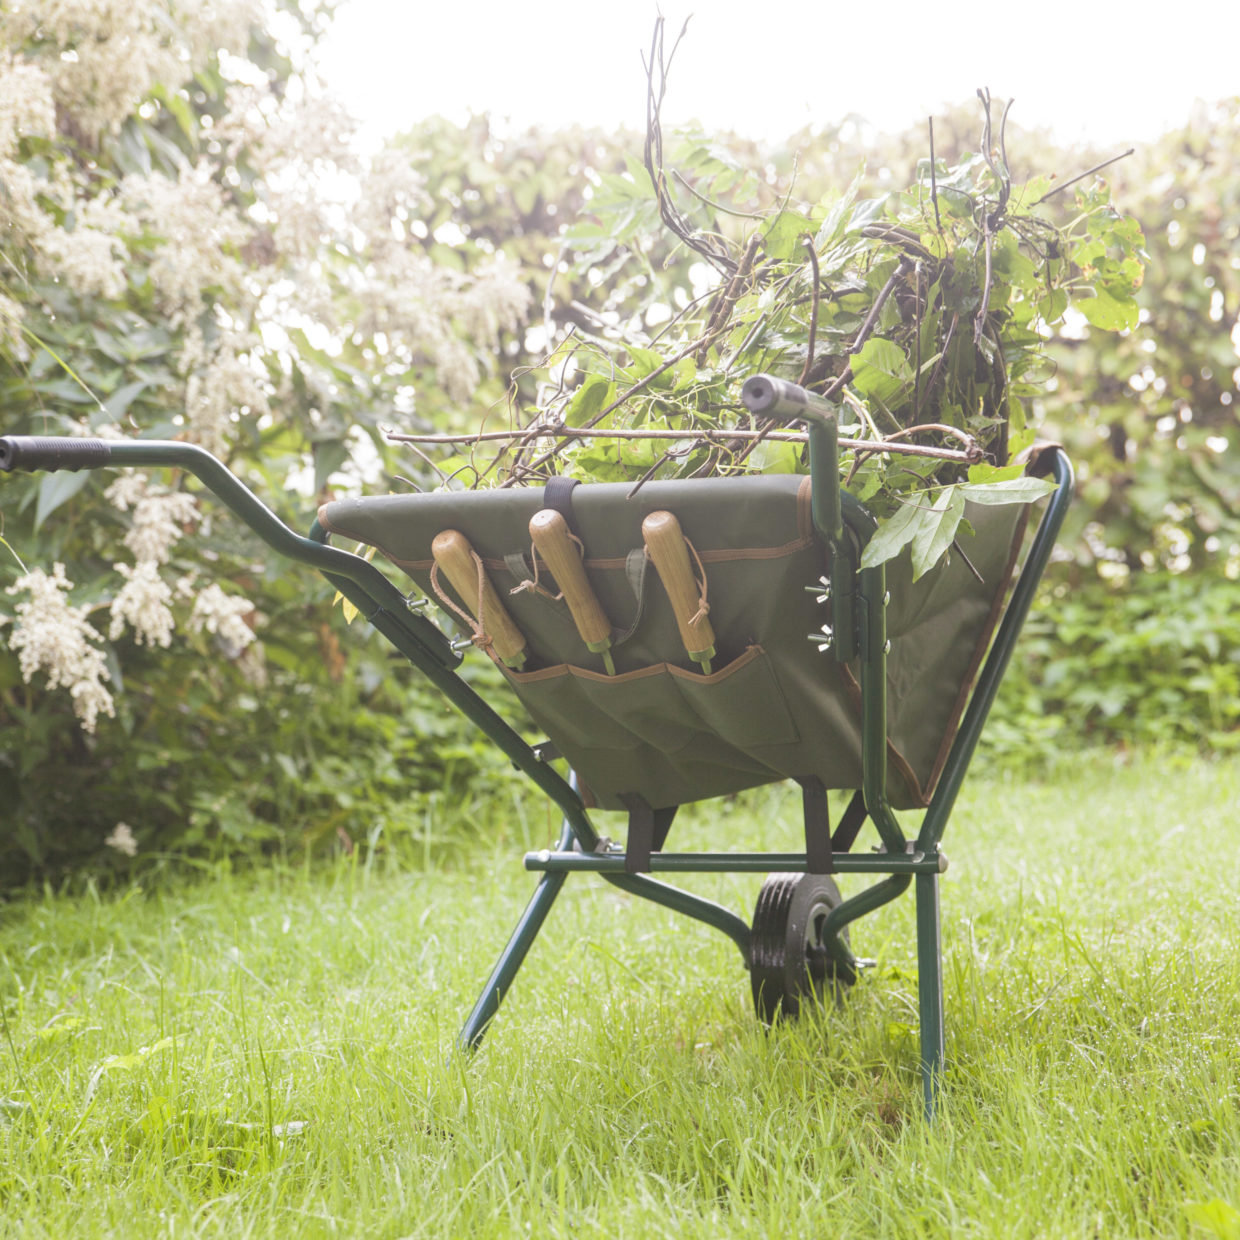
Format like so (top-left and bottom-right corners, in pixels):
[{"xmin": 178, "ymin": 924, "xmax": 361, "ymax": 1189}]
[{"xmin": 317, "ymin": 0, "xmax": 1238, "ymax": 152}]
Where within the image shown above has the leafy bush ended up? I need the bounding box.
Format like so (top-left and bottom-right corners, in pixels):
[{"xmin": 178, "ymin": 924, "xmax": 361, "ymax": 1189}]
[
  {"xmin": 0, "ymin": 555, "xmax": 521, "ymax": 885},
  {"xmin": 983, "ymin": 571, "xmax": 1240, "ymax": 763},
  {"xmin": 0, "ymin": 4, "xmax": 542, "ymax": 884}
]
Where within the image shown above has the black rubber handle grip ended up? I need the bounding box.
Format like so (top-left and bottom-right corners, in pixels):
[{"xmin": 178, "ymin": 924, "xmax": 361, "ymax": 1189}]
[{"xmin": 0, "ymin": 436, "xmax": 113, "ymax": 472}]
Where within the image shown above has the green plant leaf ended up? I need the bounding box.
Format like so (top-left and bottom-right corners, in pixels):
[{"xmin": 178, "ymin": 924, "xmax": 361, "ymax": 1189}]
[
  {"xmin": 565, "ymin": 374, "xmax": 615, "ymax": 427},
  {"xmin": 313, "ymin": 439, "xmax": 349, "ymax": 492},
  {"xmin": 966, "ymin": 462, "xmax": 1026, "ymax": 485},
  {"xmin": 34, "ymin": 471, "xmax": 91, "ymax": 532},
  {"xmin": 747, "ymin": 440, "xmax": 801, "ymax": 474},
  {"xmin": 910, "ymin": 487, "xmax": 965, "ymax": 580},
  {"xmin": 626, "ymin": 346, "xmax": 663, "ymax": 378},
  {"xmin": 1078, "ymin": 290, "xmax": 1139, "ymax": 331},
  {"xmin": 102, "ymin": 380, "xmax": 149, "ymax": 422},
  {"xmin": 958, "ymin": 477, "xmax": 1057, "ymax": 505},
  {"xmin": 812, "ymin": 170, "xmax": 863, "ymax": 249},
  {"xmin": 858, "ymin": 500, "xmax": 924, "ymax": 569},
  {"xmin": 763, "ymin": 211, "xmax": 813, "ymax": 262},
  {"xmin": 850, "ymin": 338, "xmax": 912, "ymax": 408}
]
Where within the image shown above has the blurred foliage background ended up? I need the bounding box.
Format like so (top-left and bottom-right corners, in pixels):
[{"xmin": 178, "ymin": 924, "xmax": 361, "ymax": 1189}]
[{"xmin": 0, "ymin": 1, "xmax": 1236, "ymax": 885}]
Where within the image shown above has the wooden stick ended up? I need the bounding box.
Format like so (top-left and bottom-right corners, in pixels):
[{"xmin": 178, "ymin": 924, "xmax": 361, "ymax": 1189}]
[
  {"xmin": 386, "ymin": 425, "xmax": 982, "ymax": 464},
  {"xmin": 528, "ymin": 510, "xmax": 616, "ymax": 673},
  {"xmin": 430, "ymin": 529, "xmax": 527, "ymax": 669},
  {"xmin": 642, "ymin": 510, "xmax": 715, "ymax": 673}
]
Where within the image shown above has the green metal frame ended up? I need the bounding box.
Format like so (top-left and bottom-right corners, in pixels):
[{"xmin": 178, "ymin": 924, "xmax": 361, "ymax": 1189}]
[{"xmin": 0, "ymin": 427, "xmax": 1073, "ymax": 1119}]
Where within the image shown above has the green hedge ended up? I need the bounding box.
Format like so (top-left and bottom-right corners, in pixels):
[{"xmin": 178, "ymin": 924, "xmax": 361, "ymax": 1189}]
[{"xmin": 983, "ymin": 571, "xmax": 1240, "ymax": 764}]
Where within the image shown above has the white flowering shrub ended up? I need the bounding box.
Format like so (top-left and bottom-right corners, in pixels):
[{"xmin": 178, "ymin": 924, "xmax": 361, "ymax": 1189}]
[
  {"xmin": 0, "ymin": 1, "xmax": 554, "ymax": 880},
  {"xmin": 5, "ymin": 563, "xmax": 114, "ymax": 732}
]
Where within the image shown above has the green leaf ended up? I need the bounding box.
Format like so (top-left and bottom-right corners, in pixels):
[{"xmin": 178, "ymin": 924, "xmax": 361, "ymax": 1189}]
[
  {"xmin": 1036, "ymin": 288, "xmax": 1068, "ymax": 324},
  {"xmin": 35, "ymin": 471, "xmax": 91, "ymax": 532},
  {"xmin": 565, "ymin": 374, "xmax": 615, "ymax": 427},
  {"xmin": 626, "ymin": 346, "xmax": 663, "ymax": 378},
  {"xmin": 958, "ymin": 477, "xmax": 1057, "ymax": 505},
  {"xmin": 670, "ymin": 356, "xmax": 697, "ymax": 391},
  {"xmin": 813, "ymin": 171, "xmax": 863, "ymax": 249},
  {"xmin": 966, "ymin": 462, "xmax": 1026, "ymax": 485},
  {"xmin": 763, "ymin": 211, "xmax": 813, "ymax": 262},
  {"xmin": 846, "ymin": 195, "xmax": 888, "ymax": 233},
  {"xmin": 102, "ymin": 380, "xmax": 149, "ymax": 422},
  {"xmin": 910, "ymin": 487, "xmax": 965, "ymax": 580},
  {"xmin": 621, "ymin": 153, "xmax": 656, "ymax": 197},
  {"xmin": 859, "ymin": 501, "xmax": 924, "ymax": 569},
  {"xmin": 313, "ymin": 439, "xmax": 350, "ymax": 492},
  {"xmin": 274, "ymin": 753, "xmax": 300, "ymax": 781},
  {"xmin": 1078, "ymin": 290, "xmax": 1139, "ymax": 331},
  {"xmin": 156, "ymin": 88, "xmax": 197, "ymax": 147},
  {"xmin": 512, "ymin": 178, "xmax": 539, "ymax": 215},
  {"xmin": 597, "ymin": 170, "xmax": 653, "ymax": 202},
  {"xmin": 747, "ymin": 440, "xmax": 801, "ymax": 474},
  {"xmin": 850, "ymin": 338, "xmax": 912, "ymax": 409},
  {"xmin": 118, "ymin": 121, "xmax": 152, "ymax": 177}
]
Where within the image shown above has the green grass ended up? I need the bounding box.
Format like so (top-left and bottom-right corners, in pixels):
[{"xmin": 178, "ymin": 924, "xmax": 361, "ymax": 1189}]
[{"xmin": 2, "ymin": 751, "xmax": 1239, "ymax": 1238}]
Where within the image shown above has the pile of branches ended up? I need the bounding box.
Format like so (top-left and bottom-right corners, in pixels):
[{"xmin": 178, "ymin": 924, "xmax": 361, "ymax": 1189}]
[{"xmin": 392, "ymin": 19, "xmax": 1142, "ymax": 570}]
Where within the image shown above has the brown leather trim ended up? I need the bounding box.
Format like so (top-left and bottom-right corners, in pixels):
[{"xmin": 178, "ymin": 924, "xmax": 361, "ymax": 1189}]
[
  {"xmin": 377, "ymin": 536, "xmax": 815, "ymax": 576},
  {"xmin": 503, "ymin": 644, "xmax": 765, "ymax": 686},
  {"xmin": 319, "ymin": 484, "xmax": 817, "ymax": 574},
  {"xmin": 922, "ymin": 506, "xmax": 1031, "ymax": 798},
  {"xmin": 797, "ymin": 474, "xmax": 812, "ymax": 540},
  {"xmin": 316, "ymin": 505, "xmax": 351, "ymax": 538}
]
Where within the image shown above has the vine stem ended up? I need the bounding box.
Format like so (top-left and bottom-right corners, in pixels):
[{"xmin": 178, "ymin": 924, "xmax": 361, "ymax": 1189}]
[
  {"xmin": 495, "ymin": 325, "xmax": 732, "ymax": 488},
  {"xmin": 1032, "ymin": 149, "xmax": 1135, "ymax": 205},
  {"xmin": 797, "ymin": 235, "xmax": 821, "ymax": 386}
]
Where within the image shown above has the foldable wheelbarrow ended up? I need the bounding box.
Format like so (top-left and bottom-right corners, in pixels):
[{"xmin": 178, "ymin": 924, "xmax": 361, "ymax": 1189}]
[{"xmin": 0, "ymin": 377, "xmax": 1072, "ymax": 1117}]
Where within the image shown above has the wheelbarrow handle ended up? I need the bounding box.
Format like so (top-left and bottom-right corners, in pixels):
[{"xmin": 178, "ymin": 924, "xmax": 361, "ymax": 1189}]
[
  {"xmin": 0, "ymin": 432, "xmax": 462, "ymax": 669},
  {"xmin": 0, "ymin": 435, "xmax": 113, "ymax": 472},
  {"xmin": 740, "ymin": 374, "xmax": 837, "ymax": 428}
]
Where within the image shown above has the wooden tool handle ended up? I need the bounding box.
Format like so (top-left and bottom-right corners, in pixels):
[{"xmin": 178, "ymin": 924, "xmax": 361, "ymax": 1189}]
[
  {"xmin": 431, "ymin": 529, "xmax": 527, "ymax": 666},
  {"xmin": 528, "ymin": 509, "xmax": 612, "ymax": 649},
  {"xmin": 642, "ymin": 510, "xmax": 716, "ymax": 660}
]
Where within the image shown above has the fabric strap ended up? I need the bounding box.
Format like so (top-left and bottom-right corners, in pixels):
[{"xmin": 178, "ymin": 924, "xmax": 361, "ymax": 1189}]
[{"xmin": 542, "ymin": 475, "xmax": 581, "ymax": 536}]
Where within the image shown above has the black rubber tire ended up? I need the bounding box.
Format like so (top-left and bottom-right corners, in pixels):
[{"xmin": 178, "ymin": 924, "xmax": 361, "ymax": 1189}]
[{"xmin": 750, "ymin": 872, "xmax": 851, "ymax": 1023}]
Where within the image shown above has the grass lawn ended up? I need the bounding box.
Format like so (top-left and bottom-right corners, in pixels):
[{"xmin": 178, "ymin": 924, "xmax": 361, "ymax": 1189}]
[{"xmin": 1, "ymin": 751, "xmax": 1238, "ymax": 1238}]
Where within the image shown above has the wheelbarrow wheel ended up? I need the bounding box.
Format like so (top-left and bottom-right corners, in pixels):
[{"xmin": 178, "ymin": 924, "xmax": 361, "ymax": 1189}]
[{"xmin": 750, "ymin": 872, "xmax": 851, "ymax": 1023}]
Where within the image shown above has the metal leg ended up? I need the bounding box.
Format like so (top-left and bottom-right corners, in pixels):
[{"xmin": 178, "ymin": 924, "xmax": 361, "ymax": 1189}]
[
  {"xmin": 915, "ymin": 871, "xmax": 945, "ymax": 1119},
  {"xmin": 457, "ymin": 778, "xmax": 582, "ymax": 1052},
  {"xmin": 457, "ymin": 866, "xmax": 568, "ymax": 1051},
  {"xmin": 604, "ymin": 871, "xmax": 751, "ymax": 964}
]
